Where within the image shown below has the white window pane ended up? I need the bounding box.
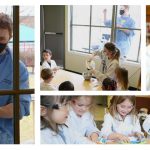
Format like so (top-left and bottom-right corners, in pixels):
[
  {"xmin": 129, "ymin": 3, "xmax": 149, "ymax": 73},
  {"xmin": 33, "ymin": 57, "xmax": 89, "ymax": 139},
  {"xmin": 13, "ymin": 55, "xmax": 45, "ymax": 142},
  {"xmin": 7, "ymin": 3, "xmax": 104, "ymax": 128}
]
[
  {"xmin": 72, "ymin": 6, "xmax": 90, "ymax": 25},
  {"xmin": 0, "ymin": 6, "xmax": 13, "ymax": 15},
  {"xmin": 92, "ymin": 5, "xmax": 113, "ymax": 26},
  {"xmin": 19, "ymin": 6, "xmax": 34, "ymax": 89},
  {"xmin": 121, "ymin": 30, "xmax": 140, "ymax": 61},
  {"xmin": 72, "ymin": 26, "xmax": 89, "ymax": 52},
  {"xmin": 90, "ymin": 27, "xmax": 111, "ymax": 52}
]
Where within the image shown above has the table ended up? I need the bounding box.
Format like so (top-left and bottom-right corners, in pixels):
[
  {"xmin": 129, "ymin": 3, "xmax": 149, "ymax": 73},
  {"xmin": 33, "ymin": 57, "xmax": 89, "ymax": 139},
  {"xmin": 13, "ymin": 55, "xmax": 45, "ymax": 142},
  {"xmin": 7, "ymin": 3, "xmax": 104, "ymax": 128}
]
[
  {"xmin": 103, "ymin": 139, "xmax": 150, "ymax": 144},
  {"xmin": 51, "ymin": 69, "xmax": 101, "ymax": 91}
]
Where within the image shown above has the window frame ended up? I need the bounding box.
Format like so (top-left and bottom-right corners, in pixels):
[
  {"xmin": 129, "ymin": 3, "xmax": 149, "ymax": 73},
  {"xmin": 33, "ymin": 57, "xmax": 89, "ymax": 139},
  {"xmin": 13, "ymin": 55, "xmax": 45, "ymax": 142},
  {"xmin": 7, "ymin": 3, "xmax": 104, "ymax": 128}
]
[{"xmin": 70, "ymin": 5, "xmax": 141, "ymax": 63}]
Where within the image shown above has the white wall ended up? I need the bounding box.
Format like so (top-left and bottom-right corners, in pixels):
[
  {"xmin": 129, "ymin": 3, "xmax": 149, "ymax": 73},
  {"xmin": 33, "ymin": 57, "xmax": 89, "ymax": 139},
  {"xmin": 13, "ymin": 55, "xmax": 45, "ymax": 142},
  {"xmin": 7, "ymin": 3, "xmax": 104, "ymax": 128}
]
[{"xmin": 64, "ymin": 6, "xmax": 141, "ymax": 88}]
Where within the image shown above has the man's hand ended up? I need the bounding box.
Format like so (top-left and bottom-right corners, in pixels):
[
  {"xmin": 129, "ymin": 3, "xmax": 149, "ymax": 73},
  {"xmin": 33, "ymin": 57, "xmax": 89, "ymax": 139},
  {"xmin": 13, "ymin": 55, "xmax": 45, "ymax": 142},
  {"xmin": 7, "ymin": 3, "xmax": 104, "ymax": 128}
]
[{"xmin": 0, "ymin": 103, "xmax": 13, "ymax": 118}]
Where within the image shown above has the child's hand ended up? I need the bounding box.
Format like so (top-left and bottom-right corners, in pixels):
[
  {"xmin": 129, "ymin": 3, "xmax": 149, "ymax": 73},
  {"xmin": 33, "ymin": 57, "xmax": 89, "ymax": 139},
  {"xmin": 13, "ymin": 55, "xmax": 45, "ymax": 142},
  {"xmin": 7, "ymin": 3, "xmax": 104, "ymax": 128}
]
[
  {"xmin": 134, "ymin": 132, "xmax": 145, "ymax": 141},
  {"xmin": 53, "ymin": 67, "xmax": 59, "ymax": 73},
  {"xmin": 116, "ymin": 133, "xmax": 130, "ymax": 143},
  {"xmin": 90, "ymin": 133, "xmax": 99, "ymax": 143}
]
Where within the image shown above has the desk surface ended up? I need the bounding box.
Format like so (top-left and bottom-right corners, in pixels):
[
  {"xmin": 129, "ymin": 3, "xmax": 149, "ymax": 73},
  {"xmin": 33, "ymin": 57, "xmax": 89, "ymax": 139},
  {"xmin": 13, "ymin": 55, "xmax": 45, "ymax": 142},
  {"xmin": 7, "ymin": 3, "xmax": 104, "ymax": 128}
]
[
  {"xmin": 51, "ymin": 69, "xmax": 101, "ymax": 91},
  {"xmin": 105, "ymin": 139, "xmax": 150, "ymax": 144}
]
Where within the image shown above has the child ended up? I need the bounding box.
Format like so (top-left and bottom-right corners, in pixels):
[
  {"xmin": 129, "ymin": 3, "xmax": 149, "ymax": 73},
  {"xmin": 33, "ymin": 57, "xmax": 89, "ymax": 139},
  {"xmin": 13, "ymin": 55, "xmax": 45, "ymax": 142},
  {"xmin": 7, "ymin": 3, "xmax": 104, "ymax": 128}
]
[
  {"xmin": 143, "ymin": 115, "xmax": 150, "ymax": 139},
  {"xmin": 58, "ymin": 81, "xmax": 74, "ymax": 91},
  {"xmin": 100, "ymin": 96, "xmax": 144, "ymax": 143},
  {"xmin": 115, "ymin": 67, "xmax": 128, "ymax": 90},
  {"xmin": 40, "ymin": 68, "xmax": 57, "ymax": 91},
  {"xmin": 102, "ymin": 77, "xmax": 117, "ymax": 91},
  {"xmin": 40, "ymin": 96, "xmax": 93, "ymax": 144},
  {"xmin": 41, "ymin": 49, "xmax": 58, "ymax": 71},
  {"xmin": 67, "ymin": 96, "xmax": 100, "ymax": 142}
]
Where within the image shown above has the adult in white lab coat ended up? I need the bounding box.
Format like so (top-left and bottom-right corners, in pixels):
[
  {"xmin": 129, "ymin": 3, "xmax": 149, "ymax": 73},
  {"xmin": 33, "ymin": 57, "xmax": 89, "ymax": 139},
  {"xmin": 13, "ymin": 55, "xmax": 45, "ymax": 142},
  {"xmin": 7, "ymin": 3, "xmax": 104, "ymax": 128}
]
[{"xmin": 89, "ymin": 42, "xmax": 120, "ymax": 83}]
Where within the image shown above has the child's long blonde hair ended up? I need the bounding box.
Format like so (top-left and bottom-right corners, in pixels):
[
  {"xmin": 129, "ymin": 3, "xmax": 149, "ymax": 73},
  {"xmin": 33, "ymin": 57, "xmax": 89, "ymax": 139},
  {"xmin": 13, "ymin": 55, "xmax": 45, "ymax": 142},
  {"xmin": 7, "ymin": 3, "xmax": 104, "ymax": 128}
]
[
  {"xmin": 109, "ymin": 96, "xmax": 137, "ymax": 121},
  {"xmin": 115, "ymin": 67, "xmax": 128, "ymax": 90}
]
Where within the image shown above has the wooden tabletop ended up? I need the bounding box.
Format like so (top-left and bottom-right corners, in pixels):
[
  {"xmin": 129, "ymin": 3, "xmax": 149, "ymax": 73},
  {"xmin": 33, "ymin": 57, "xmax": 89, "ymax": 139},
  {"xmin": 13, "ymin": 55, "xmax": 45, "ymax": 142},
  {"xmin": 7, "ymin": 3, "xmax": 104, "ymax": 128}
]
[{"xmin": 51, "ymin": 69, "xmax": 101, "ymax": 91}]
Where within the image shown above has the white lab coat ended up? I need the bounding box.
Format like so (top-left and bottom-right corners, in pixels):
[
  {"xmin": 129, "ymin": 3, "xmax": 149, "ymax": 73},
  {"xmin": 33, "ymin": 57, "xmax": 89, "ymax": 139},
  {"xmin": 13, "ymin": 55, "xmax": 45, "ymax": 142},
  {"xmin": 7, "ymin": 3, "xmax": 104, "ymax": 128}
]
[
  {"xmin": 41, "ymin": 125, "xmax": 93, "ymax": 144},
  {"xmin": 40, "ymin": 81, "xmax": 57, "ymax": 91},
  {"xmin": 143, "ymin": 115, "xmax": 150, "ymax": 138},
  {"xmin": 41, "ymin": 60, "xmax": 57, "ymax": 70},
  {"xmin": 100, "ymin": 113, "xmax": 143, "ymax": 138},
  {"xmin": 94, "ymin": 59, "xmax": 119, "ymax": 83},
  {"xmin": 67, "ymin": 108, "xmax": 100, "ymax": 137}
]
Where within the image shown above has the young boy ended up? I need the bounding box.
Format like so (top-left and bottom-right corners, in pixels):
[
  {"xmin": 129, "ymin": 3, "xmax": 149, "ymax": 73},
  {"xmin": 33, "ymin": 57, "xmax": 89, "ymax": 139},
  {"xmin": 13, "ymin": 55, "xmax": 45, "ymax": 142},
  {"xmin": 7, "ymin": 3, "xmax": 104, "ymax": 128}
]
[
  {"xmin": 41, "ymin": 49, "xmax": 58, "ymax": 72},
  {"xmin": 40, "ymin": 68, "xmax": 57, "ymax": 91}
]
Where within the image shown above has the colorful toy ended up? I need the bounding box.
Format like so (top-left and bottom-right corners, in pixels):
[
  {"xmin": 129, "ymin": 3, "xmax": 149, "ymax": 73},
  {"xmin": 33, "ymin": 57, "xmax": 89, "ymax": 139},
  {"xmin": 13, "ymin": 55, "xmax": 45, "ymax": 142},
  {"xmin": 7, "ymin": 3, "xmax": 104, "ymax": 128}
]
[{"xmin": 119, "ymin": 137, "xmax": 146, "ymax": 144}]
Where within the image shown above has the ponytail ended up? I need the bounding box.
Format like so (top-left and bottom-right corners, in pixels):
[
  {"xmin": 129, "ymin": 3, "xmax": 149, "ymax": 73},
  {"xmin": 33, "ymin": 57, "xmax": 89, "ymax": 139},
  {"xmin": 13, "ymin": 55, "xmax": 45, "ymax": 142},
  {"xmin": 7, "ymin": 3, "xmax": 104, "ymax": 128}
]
[{"xmin": 114, "ymin": 47, "xmax": 120, "ymax": 61}]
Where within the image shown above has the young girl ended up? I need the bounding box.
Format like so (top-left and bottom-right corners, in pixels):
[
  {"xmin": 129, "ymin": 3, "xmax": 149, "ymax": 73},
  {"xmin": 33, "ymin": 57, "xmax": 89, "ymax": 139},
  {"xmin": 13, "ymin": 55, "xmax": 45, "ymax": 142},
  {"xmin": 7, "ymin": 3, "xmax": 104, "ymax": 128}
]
[
  {"xmin": 102, "ymin": 77, "xmax": 117, "ymax": 91},
  {"xmin": 40, "ymin": 96, "xmax": 93, "ymax": 144},
  {"xmin": 41, "ymin": 49, "xmax": 58, "ymax": 71},
  {"xmin": 67, "ymin": 96, "xmax": 100, "ymax": 142},
  {"xmin": 89, "ymin": 42, "xmax": 120, "ymax": 83},
  {"xmin": 101, "ymin": 96, "xmax": 144, "ymax": 143},
  {"xmin": 40, "ymin": 68, "xmax": 57, "ymax": 91},
  {"xmin": 115, "ymin": 67, "xmax": 128, "ymax": 90}
]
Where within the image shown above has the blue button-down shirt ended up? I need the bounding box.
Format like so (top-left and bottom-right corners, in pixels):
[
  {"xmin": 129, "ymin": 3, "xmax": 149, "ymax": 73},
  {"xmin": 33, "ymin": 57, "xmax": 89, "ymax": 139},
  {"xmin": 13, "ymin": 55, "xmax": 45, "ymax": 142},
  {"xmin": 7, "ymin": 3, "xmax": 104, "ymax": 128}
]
[
  {"xmin": 0, "ymin": 47, "xmax": 31, "ymax": 144},
  {"xmin": 104, "ymin": 16, "xmax": 135, "ymax": 57}
]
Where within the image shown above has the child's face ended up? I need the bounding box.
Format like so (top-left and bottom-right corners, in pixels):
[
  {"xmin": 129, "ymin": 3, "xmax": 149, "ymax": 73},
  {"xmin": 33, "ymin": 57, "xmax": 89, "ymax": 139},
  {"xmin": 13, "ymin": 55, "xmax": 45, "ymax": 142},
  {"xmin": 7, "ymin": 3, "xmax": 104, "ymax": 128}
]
[
  {"xmin": 117, "ymin": 99, "xmax": 134, "ymax": 117},
  {"xmin": 50, "ymin": 103, "xmax": 69, "ymax": 124},
  {"xmin": 42, "ymin": 52, "xmax": 52, "ymax": 61},
  {"xmin": 71, "ymin": 97, "xmax": 92, "ymax": 117}
]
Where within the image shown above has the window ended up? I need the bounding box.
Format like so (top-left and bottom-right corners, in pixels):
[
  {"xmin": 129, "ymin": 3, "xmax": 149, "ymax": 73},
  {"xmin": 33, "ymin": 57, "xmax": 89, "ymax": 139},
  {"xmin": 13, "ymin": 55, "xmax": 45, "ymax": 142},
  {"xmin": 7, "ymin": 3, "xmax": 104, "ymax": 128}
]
[
  {"xmin": 70, "ymin": 5, "xmax": 141, "ymax": 62},
  {"xmin": 0, "ymin": 6, "xmax": 34, "ymax": 144}
]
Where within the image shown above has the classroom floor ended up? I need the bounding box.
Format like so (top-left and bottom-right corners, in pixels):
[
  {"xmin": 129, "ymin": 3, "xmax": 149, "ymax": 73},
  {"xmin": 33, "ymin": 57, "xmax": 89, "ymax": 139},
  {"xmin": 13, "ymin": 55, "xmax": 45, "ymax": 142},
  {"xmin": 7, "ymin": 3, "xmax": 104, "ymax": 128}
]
[
  {"xmin": 20, "ymin": 101, "xmax": 35, "ymax": 144},
  {"xmin": 20, "ymin": 67, "xmax": 35, "ymax": 144}
]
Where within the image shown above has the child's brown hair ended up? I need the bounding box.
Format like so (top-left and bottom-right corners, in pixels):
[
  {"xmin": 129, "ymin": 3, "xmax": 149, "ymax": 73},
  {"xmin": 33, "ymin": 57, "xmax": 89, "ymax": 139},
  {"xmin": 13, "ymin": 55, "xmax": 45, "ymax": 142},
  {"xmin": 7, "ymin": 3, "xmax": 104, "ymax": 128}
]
[
  {"xmin": 115, "ymin": 67, "xmax": 128, "ymax": 90},
  {"xmin": 102, "ymin": 77, "xmax": 117, "ymax": 91},
  {"xmin": 41, "ymin": 68, "xmax": 53, "ymax": 80}
]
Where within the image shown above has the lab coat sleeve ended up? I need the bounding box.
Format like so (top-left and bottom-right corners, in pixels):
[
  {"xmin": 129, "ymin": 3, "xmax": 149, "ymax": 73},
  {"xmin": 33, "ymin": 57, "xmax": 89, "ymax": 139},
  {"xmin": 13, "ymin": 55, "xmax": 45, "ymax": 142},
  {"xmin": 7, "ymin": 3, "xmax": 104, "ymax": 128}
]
[
  {"xmin": 69, "ymin": 128, "xmax": 94, "ymax": 144},
  {"xmin": 52, "ymin": 60, "xmax": 57, "ymax": 68},
  {"xmin": 85, "ymin": 114, "xmax": 100, "ymax": 137},
  {"xmin": 132, "ymin": 118, "xmax": 144, "ymax": 135},
  {"xmin": 41, "ymin": 61, "xmax": 49, "ymax": 69},
  {"xmin": 125, "ymin": 18, "xmax": 135, "ymax": 37},
  {"xmin": 94, "ymin": 70, "xmax": 107, "ymax": 83},
  {"xmin": 19, "ymin": 61, "xmax": 31, "ymax": 118},
  {"xmin": 94, "ymin": 60, "xmax": 118, "ymax": 82},
  {"xmin": 100, "ymin": 113, "xmax": 113, "ymax": 138}
]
